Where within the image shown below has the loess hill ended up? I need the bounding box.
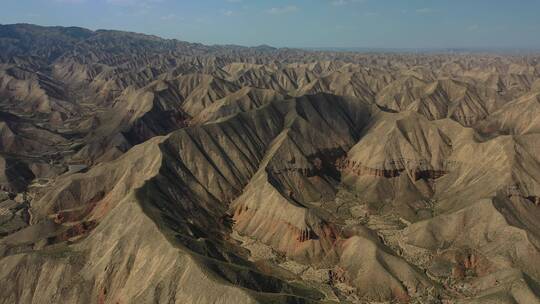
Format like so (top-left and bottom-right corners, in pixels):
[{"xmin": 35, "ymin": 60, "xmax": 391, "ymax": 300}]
[{"xmin": 1, "ymin": 23, "xmax": 540, "ymax": 304}]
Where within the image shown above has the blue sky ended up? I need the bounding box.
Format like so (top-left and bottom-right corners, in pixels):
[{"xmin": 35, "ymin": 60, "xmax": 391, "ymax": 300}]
[{"xmin": 1, "ymin": 0, "xmax": 539, "ymax": 49}]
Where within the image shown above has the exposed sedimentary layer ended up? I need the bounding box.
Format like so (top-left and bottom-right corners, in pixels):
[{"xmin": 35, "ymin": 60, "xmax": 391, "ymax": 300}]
[{"xmin": 1, "ymin": 23, "xmax": 540, "ymax": 303}]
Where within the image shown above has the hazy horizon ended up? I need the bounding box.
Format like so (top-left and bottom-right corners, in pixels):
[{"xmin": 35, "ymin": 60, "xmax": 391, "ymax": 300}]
[
  {"xmin": 4, "ymin": 22, "xmax": 540, "ymax": 54},
  {"xmin": 2, "ymin": 3, "xmax": 540, "ymax": 304},
  {"xmin": 1, "ymin": 0, "xmax": 539, "ymax": 50}
]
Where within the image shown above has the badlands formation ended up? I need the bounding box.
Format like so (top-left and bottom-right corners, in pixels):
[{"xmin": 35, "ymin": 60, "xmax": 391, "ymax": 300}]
[{"xmin": 0, "ymin": 24, "xmax": 540, "ymax": 303}]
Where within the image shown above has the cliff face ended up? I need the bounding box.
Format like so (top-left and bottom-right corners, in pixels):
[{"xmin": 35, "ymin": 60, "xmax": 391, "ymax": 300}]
[{"xmin": 1, "ymin": 24, "xmax": 540, "ymax": 303}]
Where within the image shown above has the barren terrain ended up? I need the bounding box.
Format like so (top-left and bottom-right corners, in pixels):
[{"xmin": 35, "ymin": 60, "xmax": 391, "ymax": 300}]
[{"xmin": 1, "ymin": 24, "xmax": 540, "ymax": 303}]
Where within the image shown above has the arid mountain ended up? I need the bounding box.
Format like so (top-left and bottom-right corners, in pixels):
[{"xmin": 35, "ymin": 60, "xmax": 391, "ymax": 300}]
[{"xmin": 1, "ymin": 23, "xmax": 540, "ymax": 304}]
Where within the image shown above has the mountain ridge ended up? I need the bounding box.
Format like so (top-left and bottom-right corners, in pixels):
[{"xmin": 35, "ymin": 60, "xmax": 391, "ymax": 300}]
[{"xmin": 0, "ymin": 23, "xmax": 539, "ymax": 303}]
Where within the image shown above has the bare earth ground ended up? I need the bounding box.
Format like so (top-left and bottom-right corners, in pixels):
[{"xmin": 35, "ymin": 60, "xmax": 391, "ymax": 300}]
[{"xmin": 1, "ymin": 23, "xmax": 540, "ymax": 303}]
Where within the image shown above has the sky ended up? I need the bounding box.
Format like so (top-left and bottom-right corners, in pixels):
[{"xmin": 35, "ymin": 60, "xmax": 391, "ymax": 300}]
[{"xmin": 1, "ymin": 0, "xmax": 539, "ymax": 49}]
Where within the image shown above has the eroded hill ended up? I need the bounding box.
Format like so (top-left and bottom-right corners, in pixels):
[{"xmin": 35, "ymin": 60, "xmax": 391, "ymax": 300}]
[{"xmin": 1, "ymin": 24, "xmax": 540, "ymax": 304}]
